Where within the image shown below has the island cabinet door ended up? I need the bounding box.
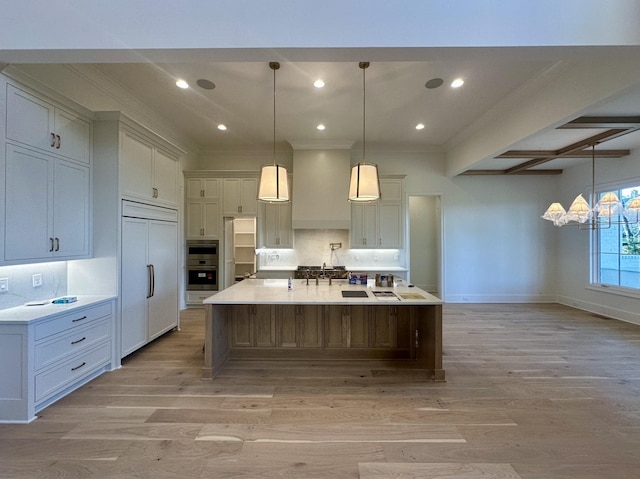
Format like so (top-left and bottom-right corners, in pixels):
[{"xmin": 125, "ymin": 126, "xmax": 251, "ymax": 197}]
[
  {"xmin": 371, "ymin": 306, "xmax": 398, "ymax": 349},
  {"xmin": 370, "ymin": 306, "xmax": 411, "ymax": 351},
  {"xmin": 230, "ymin": 305, "xmax": 276, "ymax": 348},
  {"xmin": 277, "ymin": 305, "xmax": 323, "ymax": 348},
  {"xmin": 230, "ymin": 305, "xmax": 253, "ymax": 347},
  {"xmin": 324, "ymin": 306, "xmax": 369, "ymax": 349},
  {"xmin": 253, "ymin": 305, "xmax": 276, "ymax": 348}
]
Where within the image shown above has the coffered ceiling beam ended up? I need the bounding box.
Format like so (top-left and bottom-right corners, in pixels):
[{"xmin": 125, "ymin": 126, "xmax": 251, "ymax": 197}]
[
  {"xmin": 559, "ymin": 116, "xmax": 640, "ymax": 129},
  {"xmin": 504, "ymin": 128, "xmax": 628, "ymax": 174},
  {"xmin": 460, "ymin": 169, "xmax": 563, "ymax": 176},
  {"xmin": 496, "ymin": 149, "xmax": 629, "ymax": 159}
]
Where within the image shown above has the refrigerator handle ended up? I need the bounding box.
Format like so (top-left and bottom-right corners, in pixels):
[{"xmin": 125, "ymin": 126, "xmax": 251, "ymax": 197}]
[
  {"xmin": 150, "ymin": 264, "xmax": 155, "ymax": 297},
  {"xmin": 146, "ymin": 264, "xmax": 153, "ymax": 298}
]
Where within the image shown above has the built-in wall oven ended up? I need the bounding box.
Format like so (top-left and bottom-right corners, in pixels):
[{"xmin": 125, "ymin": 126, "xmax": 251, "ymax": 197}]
[{"xmin": 186, "ymin": 240, "xmax": 219, "ymax": 291}]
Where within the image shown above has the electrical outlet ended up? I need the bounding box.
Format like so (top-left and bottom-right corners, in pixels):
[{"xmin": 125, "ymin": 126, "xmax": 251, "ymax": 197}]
[
  {"xmin": 0, "ymin": 278, "xmax": 8, "ymax": 293},
  {"xmin": 32, "ymin": 273, "xmax": 43, "ymax": 288}
]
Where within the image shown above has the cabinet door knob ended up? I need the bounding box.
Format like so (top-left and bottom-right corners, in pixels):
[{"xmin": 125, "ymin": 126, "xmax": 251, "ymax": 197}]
[
  {"xmin": 49, "ymin": 237, "xmax": 55, "ymax": 252},
  {"xmin": 50, "ymin": 133, "xmax": 56, "ymax": 148},
  {"xmin": 56, "ymin": 134, "xmax": 61, "ymax": 149},
  {"xmin": 55, "ymin": 237, "xmax": 60, "ymax": 251}
]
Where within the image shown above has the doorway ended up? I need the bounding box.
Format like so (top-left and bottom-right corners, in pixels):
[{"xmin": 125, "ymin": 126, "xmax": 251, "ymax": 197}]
[{"xmin": 408, "ymin": 195, "xmax": 442, "ymax": 297}]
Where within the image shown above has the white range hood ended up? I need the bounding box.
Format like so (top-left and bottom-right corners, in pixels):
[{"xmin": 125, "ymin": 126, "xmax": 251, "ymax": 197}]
[{"xmin": 291, "ymin": 148, "xmax": 351, "ymax": 229}]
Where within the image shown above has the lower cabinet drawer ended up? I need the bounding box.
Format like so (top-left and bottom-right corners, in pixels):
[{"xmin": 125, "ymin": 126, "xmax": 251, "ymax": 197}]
[
  {"xmin": 186, "ymin": 291, "xmax": 216, "ymax": 304},
  {"xmin": 34, "ymin": 319, "xmax": 111, "ymax": 370},
  {"xmin": 34, "ymin": 302, "xmax": 113, "ymax": 340},
  {"xmin": 35, "ymin": 341, "xmax": 111, "ymax": 403}
]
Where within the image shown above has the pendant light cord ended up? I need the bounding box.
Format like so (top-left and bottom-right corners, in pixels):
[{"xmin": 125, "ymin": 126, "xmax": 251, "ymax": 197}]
[
  {"xmin": 270, "ymin": 62, "xmax": 279, "ymax": 166},
  {"xmin": 360, "ymin": 62, "xmax": 369, "ymax": 164}
]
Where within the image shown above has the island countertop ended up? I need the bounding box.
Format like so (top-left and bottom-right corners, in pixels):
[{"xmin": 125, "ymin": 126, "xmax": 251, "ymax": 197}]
[{"xmin": 203, "ymin": 278, "xmax": 442, "ymax": 305}]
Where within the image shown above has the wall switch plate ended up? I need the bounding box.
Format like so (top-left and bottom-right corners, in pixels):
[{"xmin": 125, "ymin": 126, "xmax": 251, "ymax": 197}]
[
  {"xmin": 0, "ymin": 278, "xmax": 8, "ymax": 293},
  {"xmin": 32, "ymin": 273, "xmax": 43, "ymax": 288}
]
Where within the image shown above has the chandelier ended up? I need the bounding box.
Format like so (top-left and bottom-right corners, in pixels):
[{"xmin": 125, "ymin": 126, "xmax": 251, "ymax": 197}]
[{"xmin": 542, "ymin": 145, "xmax": 640, "ymax": 228}]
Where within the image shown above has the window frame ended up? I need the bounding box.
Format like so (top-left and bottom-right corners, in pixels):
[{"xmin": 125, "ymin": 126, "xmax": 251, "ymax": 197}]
[{"xmin": 589, "ymin": 177, "xmax": 640, "ymax": 298}]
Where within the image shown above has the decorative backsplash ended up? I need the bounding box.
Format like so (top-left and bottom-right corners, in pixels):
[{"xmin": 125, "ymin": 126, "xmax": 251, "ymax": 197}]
[
  {"xmin": 0, "ymin": 262, "xmax": 68, "ymax": 310},
  {"xmin": 257, "ymin": 229, "xmax": 404, "ymax": 270}
]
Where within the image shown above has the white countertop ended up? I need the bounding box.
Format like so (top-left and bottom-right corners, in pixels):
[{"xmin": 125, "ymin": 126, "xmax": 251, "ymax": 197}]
[
  {"xmin": 0, "ymin": 295, "xmax": 116, "ymax": 323},
  {"xmin": 203, "ymin": 279, "xmax": 441, "ymax": 305}
]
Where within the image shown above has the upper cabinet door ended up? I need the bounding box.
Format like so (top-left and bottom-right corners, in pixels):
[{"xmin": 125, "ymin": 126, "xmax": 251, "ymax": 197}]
[
  {"xmin": 54, "ymin": 108, "xmax": 91, "ymax": 164},
  {"xmin": 6, "ymin": 84, "xmax": 56, "ymax": 152},
  {"xmin": 53, "ymin": 160, "xmax": 90, "ymax": 257},
  {"xmin": 4, "ymin": 145, "xmax": 52, "ymax": 261},
  {"xmin": 152, "ymin": 148, "xmax": 178, "ymax": 206},
  {"xmin": 120, "ymin": 129, "xmax": 154, "ymax": 202},
  {"xmin": 6, "ymin": 84, "xmax": 91, "ymax": 165},
  {"xmin": 223, "ymin": 178, "xmax": 257, "ymax": 216}
]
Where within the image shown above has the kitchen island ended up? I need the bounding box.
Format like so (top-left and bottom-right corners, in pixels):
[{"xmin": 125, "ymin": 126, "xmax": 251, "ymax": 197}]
[{"xmin": 202, "ymin": 279, "xmax": 444, "ymax": 381}]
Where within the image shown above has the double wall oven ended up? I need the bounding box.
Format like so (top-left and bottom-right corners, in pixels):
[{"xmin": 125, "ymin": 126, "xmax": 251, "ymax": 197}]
[{"xmin": 186, "ymin": 240, "xmax": 219, "ymax": 291}]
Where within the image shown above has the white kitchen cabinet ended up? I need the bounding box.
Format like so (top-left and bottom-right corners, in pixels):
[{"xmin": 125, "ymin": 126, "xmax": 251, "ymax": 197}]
[
  {"xmin": 262, "ymin": 202, "xmax": 293, "ymax": 248},
  {"xmin": 223, "ymin": 177, "xmax": 258, "ymax": 216},
  {"xmin": 4, "ymin": 144, "xmax": 90, "ymax": 262},
  {"xmin": 0, "ymin": 298, "xmax": 116, "ymax": 423},
  {"xmin": 186, "ymin": 177, "xmax": 220, "ymax": 239},
  {"xmin": 351, "ymin": 178, "xmax": 403, "ymax": 249},
  {"xmin": 121, "ymin": 202, "xmax": 178, "ymax": 358},
  {"xmin": 120, "ymin": 127, "xmax": 179, "ymax": 207},
  {"xmin": 5, "ymin": 83, "xmax": 91, "ymax": 165}
]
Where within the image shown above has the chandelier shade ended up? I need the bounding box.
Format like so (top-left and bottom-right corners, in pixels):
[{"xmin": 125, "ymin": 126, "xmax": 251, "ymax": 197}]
[{"xmin": 541, "ymin": 145, "xmax": 637, "ymax": 229}]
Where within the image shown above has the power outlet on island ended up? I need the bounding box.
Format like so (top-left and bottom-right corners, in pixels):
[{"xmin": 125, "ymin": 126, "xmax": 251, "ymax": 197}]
[
  {"xmin": 0, "ymin": 278, "xmax": 8, "ymax": 293},
  {"xmin": 32, "ymin": 273, "xmax": 43, "ymax": 288}
]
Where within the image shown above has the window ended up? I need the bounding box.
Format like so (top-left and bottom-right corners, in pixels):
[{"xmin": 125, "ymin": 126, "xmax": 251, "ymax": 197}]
[{"xmin": 592, "ymin": 184, "xmax": 640, "ymax": 291}]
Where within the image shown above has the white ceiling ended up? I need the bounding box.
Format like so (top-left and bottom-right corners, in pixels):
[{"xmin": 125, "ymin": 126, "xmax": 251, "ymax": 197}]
[
  {"xmin": 10, "ymin": 50, "xmax": 640, "ymax": 175},
  {"xmin": 87, "ymin": 54, "xmax": 640, "ymax": 174},
  {"xmin": 3, "ymin": 1, "xmax": 640, "ymax": 176},
  {"xmin": 90, "ymin": 59, "xmax": 553, "ymax": 151}
]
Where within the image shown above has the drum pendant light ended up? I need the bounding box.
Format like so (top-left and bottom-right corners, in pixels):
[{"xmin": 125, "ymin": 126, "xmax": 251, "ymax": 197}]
[
  {"xmin": 349, "ymin": 61, "xmax": 380, "ymax": 202},
  {"xmin": 258, "ymin": 62, "xmax": 290, "ymax": 203}
]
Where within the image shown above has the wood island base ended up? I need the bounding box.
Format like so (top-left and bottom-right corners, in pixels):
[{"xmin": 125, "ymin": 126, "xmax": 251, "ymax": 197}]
[{"xmin": 203, "ymin": 302, "xmax": 444, "ymax": 381}]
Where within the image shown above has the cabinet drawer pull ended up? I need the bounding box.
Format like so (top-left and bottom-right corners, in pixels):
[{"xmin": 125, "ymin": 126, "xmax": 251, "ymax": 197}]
[
  {"xmin": 50, "ymin": 132, "xmax": 56, "ymax": 147},
  {"xmin": 71, "ymin": 337, "xmax": 86, "ymax": 345},
  {"xmin": 71, "ymin": 361, "xmax": 86, "ymax": 371},
  {"xmin": 72, "ymin": 315, "xmax": 88, "ymax": 323}
]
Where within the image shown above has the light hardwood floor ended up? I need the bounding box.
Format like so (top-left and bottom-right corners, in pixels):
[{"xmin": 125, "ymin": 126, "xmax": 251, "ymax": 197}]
[{"xmin": 1, "ymin": 303, "xmax": 640, "ymax": 478}]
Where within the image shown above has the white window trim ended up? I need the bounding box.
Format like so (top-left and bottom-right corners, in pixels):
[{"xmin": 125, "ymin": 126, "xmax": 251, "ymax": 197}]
[{"xmin": 589, "ymin": 176, "xmax": 640, "ymax": 294}]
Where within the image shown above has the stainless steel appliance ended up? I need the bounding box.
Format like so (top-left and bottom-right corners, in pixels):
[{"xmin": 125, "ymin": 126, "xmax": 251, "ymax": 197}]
[{"xmin": 186, "ymin": 240, "xmax": 219, "ymax": 291}]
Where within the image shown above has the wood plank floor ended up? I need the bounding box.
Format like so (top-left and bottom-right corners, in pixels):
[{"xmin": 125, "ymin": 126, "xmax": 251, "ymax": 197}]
[{"xmin": 2, "ymin": 303, "xmax": 640, "ymax": 478}]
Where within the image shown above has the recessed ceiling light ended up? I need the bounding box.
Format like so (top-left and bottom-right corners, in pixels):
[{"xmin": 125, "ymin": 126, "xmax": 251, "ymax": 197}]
[
  {"xmin": 425, "ymin": 78, "xmax": 444, "ymax": 89},
  {"xmin": 176, "ymin": 79, "xmax": 189, "ymax": 89},
  {"xmin": 451, "ymin": 78, "xmax": 464, "ymax": 88},
  {"xmin": 316, "ymin": 124, "xmax": 326, "ymax": 131},
  {"xmin": 313, "ymin": 79, "xmax": 325, "ymax": 88},
  {"xmin": 415, "ymin": 123, "xmax": 425, "ymax": 130},
  {"xmin": 196, "ymin": 79, "xmax": 216, "ymax": 90},
  {"xmin": 217, "ymin": 124, "xmax": 227, "ymax": 131}
]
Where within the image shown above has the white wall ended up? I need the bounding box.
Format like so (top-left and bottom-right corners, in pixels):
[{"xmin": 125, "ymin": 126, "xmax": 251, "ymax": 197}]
[
  {"xmin": 202, "ymin": 148, "xmax": 560, "ymax": 303},
  {"xmin": 555, "ymin": 151, "xmax": 640, "ymax": 325}
]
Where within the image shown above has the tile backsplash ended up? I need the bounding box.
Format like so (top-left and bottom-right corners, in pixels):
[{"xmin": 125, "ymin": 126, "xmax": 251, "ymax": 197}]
[
  {"xmin": 0, "ymin": 262, "xmax": 67, "ymax": 310},
  {"xmin": 258, "ymin": 229, "xmax": 404, "ymax": 270}
]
